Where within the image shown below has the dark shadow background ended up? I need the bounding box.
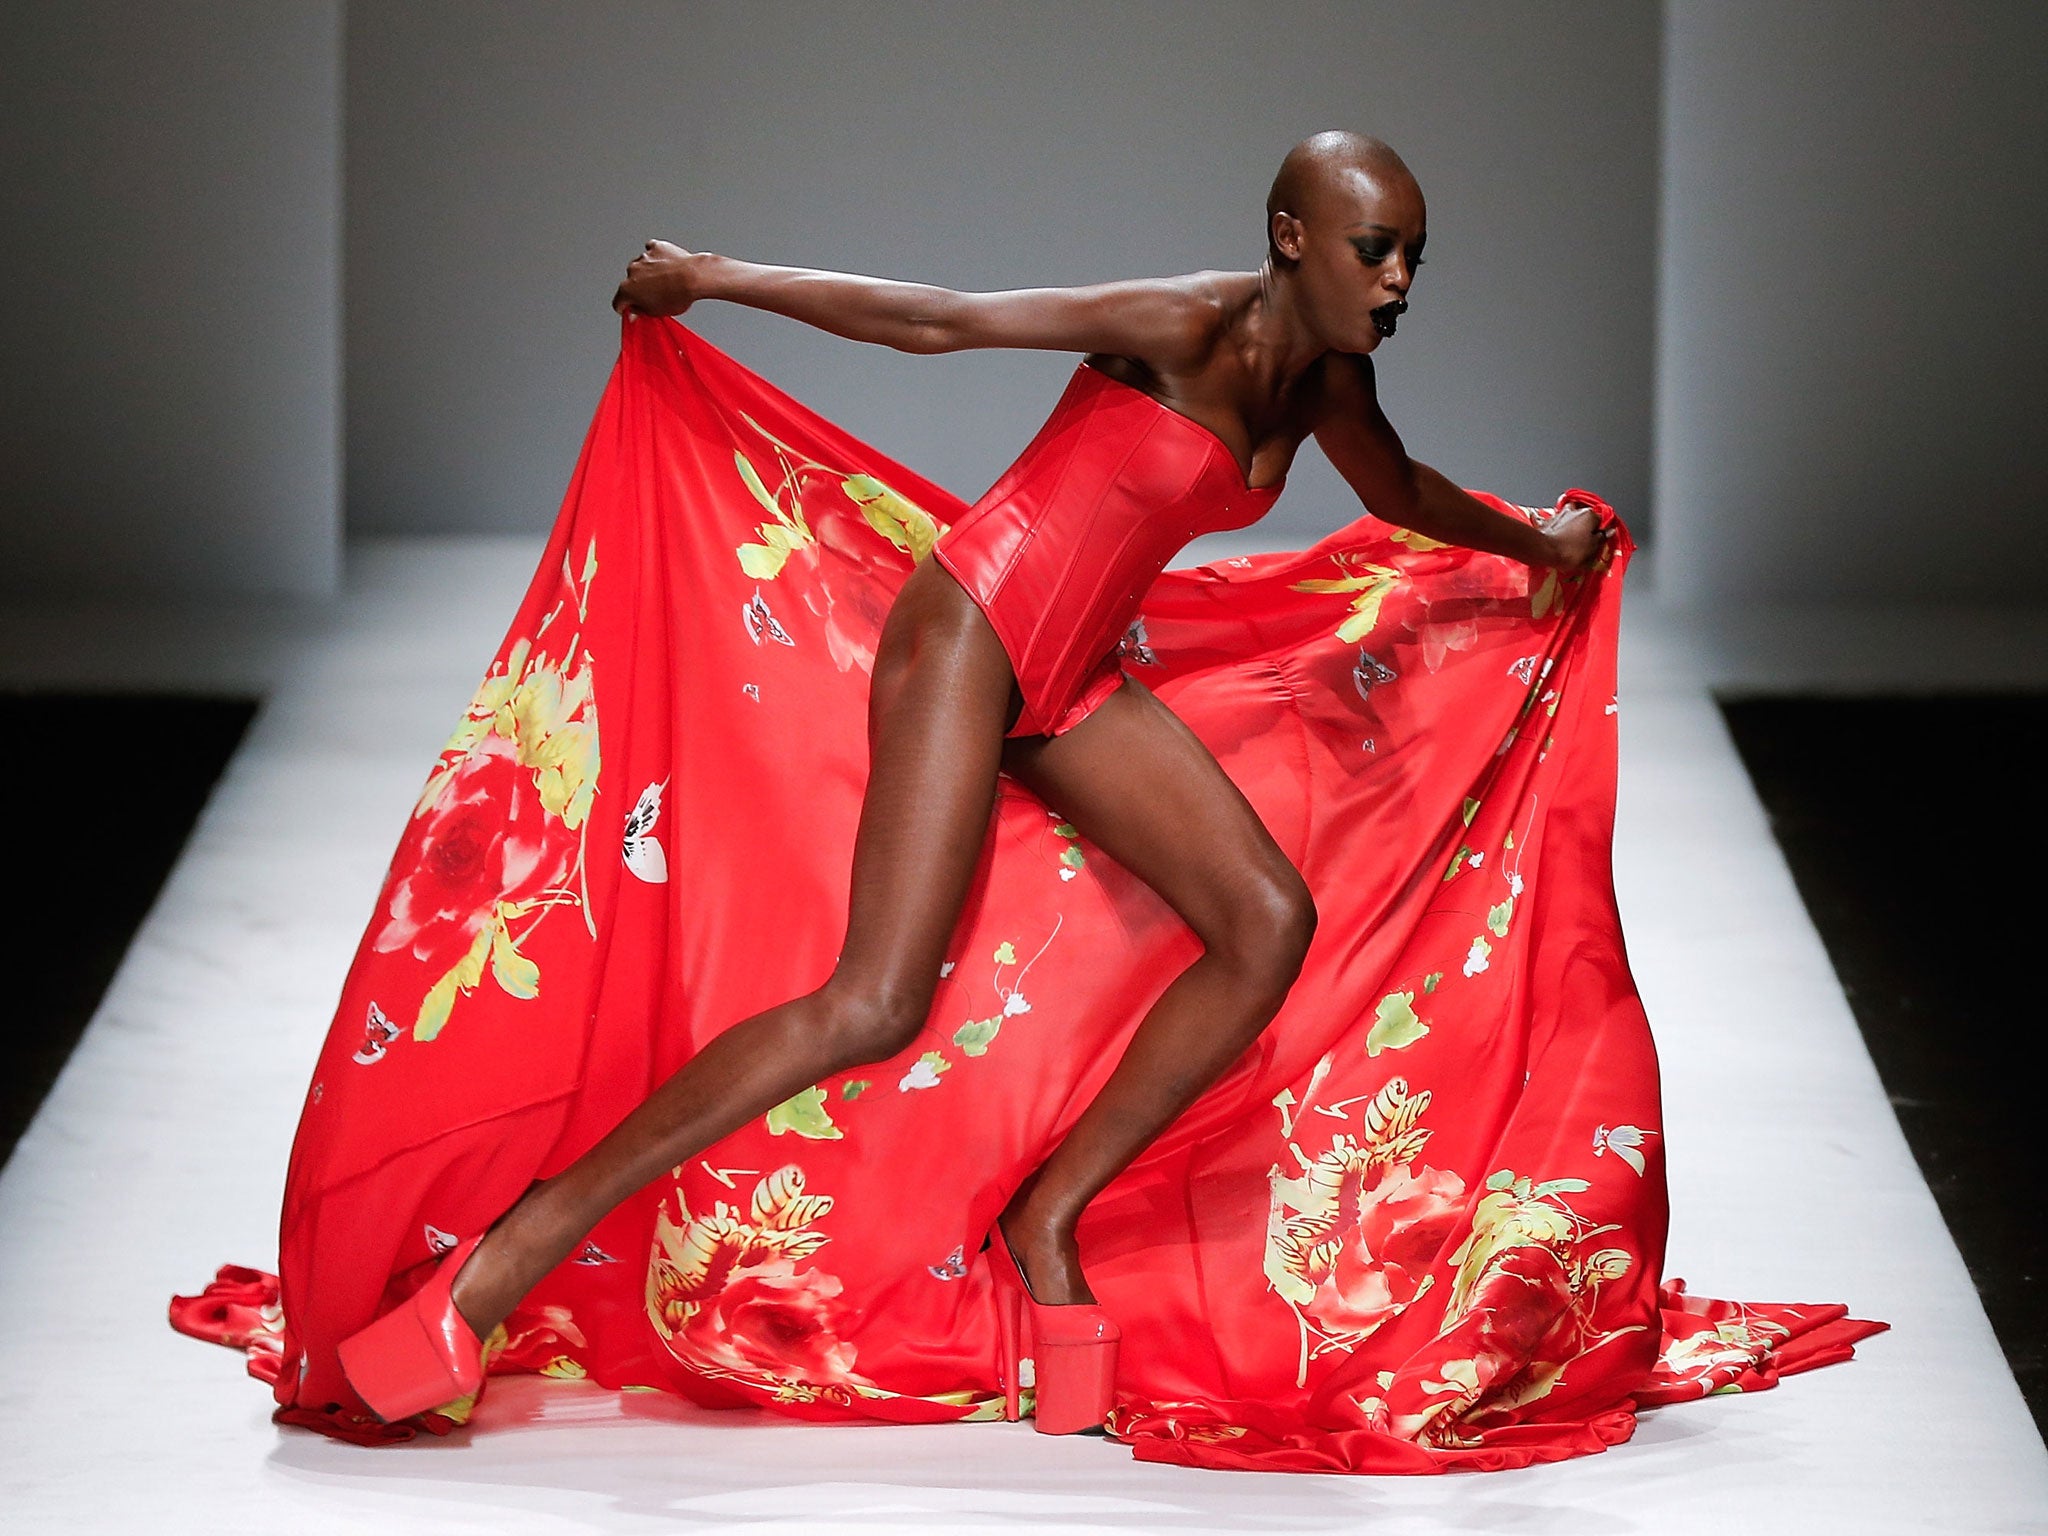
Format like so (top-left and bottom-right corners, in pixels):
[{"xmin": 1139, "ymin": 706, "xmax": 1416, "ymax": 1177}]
[
  {"xmin": 5, "ymin": 694, "xmax": 256, "ymax": 1171},
  {"xmin": 1720, "ymin": 692, "xmax": 2047, "ymax": 1438}
]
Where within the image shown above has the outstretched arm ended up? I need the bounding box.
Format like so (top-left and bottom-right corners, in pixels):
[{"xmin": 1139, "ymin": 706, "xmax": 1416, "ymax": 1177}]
[
  {"xmin": 613, "ymin": 240, "xmax": 1212, "ymax": 364},
  {"xmin": 1312, "ymin": 353, "xmax": 1613, "ymax": 572}
]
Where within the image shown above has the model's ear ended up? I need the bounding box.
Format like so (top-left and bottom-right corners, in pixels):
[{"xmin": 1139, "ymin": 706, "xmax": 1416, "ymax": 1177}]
[{"xmin": 1269, "ymin": 210, "xmax": 1305, "ymax": 261}]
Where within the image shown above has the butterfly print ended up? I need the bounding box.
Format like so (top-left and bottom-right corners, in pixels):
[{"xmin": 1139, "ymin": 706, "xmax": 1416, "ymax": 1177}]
[
  {"xmin": 623, "ymin": 778, "xmax": 670, "ymax": 884},
  {"xmin": 1353, "ymin": 647, "xmax": 1397, "ymax": 701},
  {"xmin": 1592, "ymin": 1123, "xmax": 1658, "ymax": 1176},
  {"xmin": 352, "ymin": 1001, "xmax": 400, "ymax": 1065},
  {"xmin": 742, "ymin": 586, "xmax": 795, "ymax": 646},
  {"xmin": 1116, "ymin": 616, "xmax": 1159, "ymax": 667}
]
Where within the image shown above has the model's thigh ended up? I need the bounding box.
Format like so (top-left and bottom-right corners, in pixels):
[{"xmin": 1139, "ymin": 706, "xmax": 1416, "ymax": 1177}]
[
  {"xmin": 999, "ymin": 672, "xmax": 1313, "ymax": 959},
  {"xmin": 834, "ymin": 559, "xmax": 1018, "ymax": 1017}
]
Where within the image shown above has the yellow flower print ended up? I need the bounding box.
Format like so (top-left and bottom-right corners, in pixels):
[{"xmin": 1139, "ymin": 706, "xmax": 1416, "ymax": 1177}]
[
  {"xmin": 385, "ymin": 537, "xmax": 602, "ymax": 1045},
  {"xmin": 1390, "ymin": 527, "xmax": 1450, "ymax": 552},
  {"xmin": 1661, "ymin": 1316, "xmax": 1791, "ymax": 1383},
  {"xmin": 1291, "ymin": 552, "xmax": 1405, "ymax": 642},
  {"xmin": 1265, "ymin": 1077, "xmax": 1463, "ymax": 1381},
  {"xmin": 496, "ymin": 650, "xmax": 599, "ymax": 830},
  {"xmin": 1441, "ymin": 1170, "xmax": 1624, "ymax": 1334},
  {"xmin": 646, "ymin": 1166, "xmax": 882, "ymax": 1400},
  {"xmin": 735, "ymin": 449, "xmax": 818, "ymax": 580},
  {"xmin": 842, "ymin": 474, "xmax": 946, "ymax": 563}
]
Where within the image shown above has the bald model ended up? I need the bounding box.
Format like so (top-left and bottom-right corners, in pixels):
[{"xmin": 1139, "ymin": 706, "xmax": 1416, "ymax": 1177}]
[
  {"xmin": 1265, "ymin": 129, "xmax": 1420, "ymax": 263},
  {"xmin": 431, "ymin": 132, "xmax": 1614, "ymax": 1353}
]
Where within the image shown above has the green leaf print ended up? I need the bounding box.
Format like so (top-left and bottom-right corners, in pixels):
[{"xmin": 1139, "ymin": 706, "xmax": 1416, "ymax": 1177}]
[
  {"xmin": 1423, "ymin": 971, "xmax": 1443, "ymax": 994},
  {"xmin": 1487, "ymin": 897, "xmax": 1515, "ymax": 937},
  {"xmin": 1366, "ymin": 990, "xmax": 1430, "ymax": 1057},
  {"xmin": 896, "ymin": 1050, "xmax": 952, "ymax": 1091},
  {"xmin": 734, "ymin": 449, "xmax": 782, "ymax": 517},
  {"xmin": 488, "ymin": 911, "xmax": 540, "ymax": 999},
  {"xmin": 841, "ymin": 1079, "xmax": 871, "ymax": 1100},
  {"xmin": 413, "ymin": 923, "xmax": 494, "ymax": 1043},
  {"xmin": 765, "ymin": 1084, "xmax": 844, "ymax": 1139},
  {"xmin": 953, "ymin": 1015, "xmax": 1002, "ymax": 1057},
  {"xmin": 993, "ymin": 941, "xmax": 1017, "ymax": 965},
  {"xmin": 1462, "ymin": 797, "xmax": 1480, "ymax": 826}
]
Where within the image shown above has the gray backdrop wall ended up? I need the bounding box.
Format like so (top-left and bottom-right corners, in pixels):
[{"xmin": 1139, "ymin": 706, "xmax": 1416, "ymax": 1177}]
[
  {"xmin": 0, "ymin": 0, "xmax": 342, "ymax": 600},
  {"xmin": 1652, "ymin": 0, "xmax": 2048, "ymax": 605},
  {"xmin": 9, "ymin": 3, "xmax": 2044, "ymax": 610},
  {"xmin": 343, "ymin": 0, "xmax": 1659, "ymax": 544}
]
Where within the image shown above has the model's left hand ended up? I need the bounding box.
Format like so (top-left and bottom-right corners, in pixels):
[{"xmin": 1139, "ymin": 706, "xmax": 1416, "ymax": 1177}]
[{"xmin": 1538, "ymin": 502, "xmax": 1617, "ymax": 573}]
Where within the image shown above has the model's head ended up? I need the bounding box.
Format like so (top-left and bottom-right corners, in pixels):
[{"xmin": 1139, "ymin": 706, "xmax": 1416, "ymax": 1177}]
[{"xmin": 1265, "ymin": 130, "xmax": 1426, "ymax": 355}]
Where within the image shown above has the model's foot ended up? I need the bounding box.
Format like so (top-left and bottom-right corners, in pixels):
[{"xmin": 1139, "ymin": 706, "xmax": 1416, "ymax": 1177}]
[
  {"xmin": 445, "ymin": 1233, "xmax": 519, "ymax": 1341},
  {"xmin": 446, "ymin": 1186, "xmax": 560, "ymax": 1340},
  {"xmin": 997, "ymin": 1200, "xmax": 1096, "ymax": 1306}
]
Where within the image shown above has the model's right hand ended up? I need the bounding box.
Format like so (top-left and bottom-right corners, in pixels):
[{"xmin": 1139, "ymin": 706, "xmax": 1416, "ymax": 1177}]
[{"xmin": 613, "ymin": 239, "xmax": 699, "ymax": 317}]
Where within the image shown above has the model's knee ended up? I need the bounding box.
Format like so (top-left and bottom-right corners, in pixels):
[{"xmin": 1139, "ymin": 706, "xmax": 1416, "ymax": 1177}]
[
  {"xmin": 1216, "ymin": 876, "xmax": 1317, "ymax": 1006},
  {"xmin": 815, "ymin": 981, "xmax": 932, "ymax": 1072}
]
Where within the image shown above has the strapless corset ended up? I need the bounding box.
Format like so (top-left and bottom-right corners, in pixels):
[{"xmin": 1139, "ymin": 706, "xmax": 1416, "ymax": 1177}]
[{"xmin": 931, "ymin": 361, "xmax": 1285, "ymax": 738}]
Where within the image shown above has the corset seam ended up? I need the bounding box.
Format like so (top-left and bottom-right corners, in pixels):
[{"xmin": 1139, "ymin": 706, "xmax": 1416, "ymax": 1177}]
[
  {"xmin": 1046, "ymin": 424, "xmax": 1213, "ymax": 678},
  {"xmin": 1011, "ymin": 413, "xmax": 1162, "ymax": 676}
]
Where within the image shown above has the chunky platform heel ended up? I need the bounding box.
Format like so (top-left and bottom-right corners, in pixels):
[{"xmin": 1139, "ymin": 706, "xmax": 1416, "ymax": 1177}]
[
  {"xmin": 985, "ymin": 1220, "xmax": 1120, "ymax": 1434},
  {"xmin": 336, "ymin": 1234, "xmax": 487, "ymax": 1423}
]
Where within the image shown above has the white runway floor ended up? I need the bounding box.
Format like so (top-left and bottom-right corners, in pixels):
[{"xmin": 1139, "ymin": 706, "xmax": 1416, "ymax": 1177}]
[{"xmin": 3, "ymin": 536, "xmax": 2046, "ymax": 1534}]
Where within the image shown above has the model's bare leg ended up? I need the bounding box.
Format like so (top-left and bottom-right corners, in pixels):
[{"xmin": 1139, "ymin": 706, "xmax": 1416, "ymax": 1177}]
[
  {"xmin": 445, "ymin": 556, "xmax": 1026, "ymax": 1338},
  {"xmin": 993, "ymin": 673, "xmax": 1317, "ymax": 1305}
]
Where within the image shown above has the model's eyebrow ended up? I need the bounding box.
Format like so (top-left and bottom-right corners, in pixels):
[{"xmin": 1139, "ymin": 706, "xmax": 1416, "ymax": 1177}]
[{"xmin": 1347, "ymin": 224, "xmax": 1426, "ymax": 245}]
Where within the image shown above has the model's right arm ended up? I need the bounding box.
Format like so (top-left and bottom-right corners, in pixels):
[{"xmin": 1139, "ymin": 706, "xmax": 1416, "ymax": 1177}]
[{"xmin": 615, "ymin": 241, "xmax": 1209, "ymax": 364}]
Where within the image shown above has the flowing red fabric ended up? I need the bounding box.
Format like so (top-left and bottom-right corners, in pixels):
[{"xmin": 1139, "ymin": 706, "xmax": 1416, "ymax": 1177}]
[{"xmin": 171, "ymin": 317, "xmax": 1883, "ymax": 1472}]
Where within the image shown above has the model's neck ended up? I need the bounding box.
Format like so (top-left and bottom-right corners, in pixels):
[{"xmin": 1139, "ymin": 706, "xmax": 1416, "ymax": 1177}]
[{"xmin": 1236, "ymin": 261, "xmax": 1330, "ymax": 395}]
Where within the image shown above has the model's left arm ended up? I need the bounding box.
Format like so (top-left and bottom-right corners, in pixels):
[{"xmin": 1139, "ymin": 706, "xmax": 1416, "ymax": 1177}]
[{"xmin": 1313, "ymin": 352, "xmax": 1613, "ymax": 571}]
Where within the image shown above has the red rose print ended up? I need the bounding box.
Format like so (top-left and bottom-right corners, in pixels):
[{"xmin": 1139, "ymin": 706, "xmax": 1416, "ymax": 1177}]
[
  {"xmin": 374, "ymin": 735, "xmax": 575, "ymax": 974},
  {"xmin": 669, "ymin": 1260, "xmax": 870, "ymax": 1389},
  {"xmin": 1304, "ymin": 1163, "xmax": 1467, "ymax": 1336}
]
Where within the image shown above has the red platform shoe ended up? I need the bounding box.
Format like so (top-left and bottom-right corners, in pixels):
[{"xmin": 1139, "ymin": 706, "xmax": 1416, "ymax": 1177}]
[
  {"xmin": 336, "ymin": 1234, "xmax": 487, "ymax": 1423},
  {"xmin": 986, "ymin": 1220, "xmax": 1120, "ymax": 1434}
]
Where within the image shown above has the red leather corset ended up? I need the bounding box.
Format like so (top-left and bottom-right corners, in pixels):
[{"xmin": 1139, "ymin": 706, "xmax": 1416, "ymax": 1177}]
[{"xmin": 931, "ymin": 361, "xmax": 1285, "ymax": 737}]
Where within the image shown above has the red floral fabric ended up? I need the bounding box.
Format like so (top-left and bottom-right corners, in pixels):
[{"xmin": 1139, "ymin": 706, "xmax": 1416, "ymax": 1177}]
[{"xmin": 170, "ymin": 317, "xmax": 1883, "ymax": 1471}]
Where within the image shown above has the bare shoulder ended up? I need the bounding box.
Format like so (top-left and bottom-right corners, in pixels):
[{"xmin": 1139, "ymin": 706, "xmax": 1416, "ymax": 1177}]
[{"xmin": 1079, "ymin": 269, "xmax": 1250, "ymax": 383}]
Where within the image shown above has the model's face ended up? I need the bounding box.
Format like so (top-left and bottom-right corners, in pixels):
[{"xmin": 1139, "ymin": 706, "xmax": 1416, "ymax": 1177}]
[{"xmin": 1274, "ymin": 167, "xmax": 1427, "ymax": 354}]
